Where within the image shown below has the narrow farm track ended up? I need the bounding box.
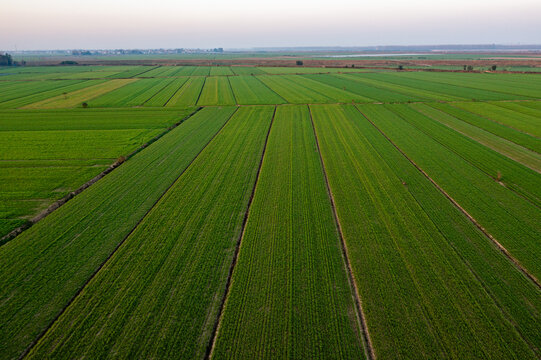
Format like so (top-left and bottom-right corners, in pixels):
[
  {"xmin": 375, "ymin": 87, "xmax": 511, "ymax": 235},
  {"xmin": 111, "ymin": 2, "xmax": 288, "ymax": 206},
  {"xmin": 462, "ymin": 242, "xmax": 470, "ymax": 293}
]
[
  {"xmin": 356, "ymin": 106, "xmax": 541, "ymax": 290},
  {"xmin": 308, "ymin": 105, "xmax": 375, "ymax": 360},
  {"xmin": 206, "ymin": 106, "xmax": 276, "ymax": 359}
]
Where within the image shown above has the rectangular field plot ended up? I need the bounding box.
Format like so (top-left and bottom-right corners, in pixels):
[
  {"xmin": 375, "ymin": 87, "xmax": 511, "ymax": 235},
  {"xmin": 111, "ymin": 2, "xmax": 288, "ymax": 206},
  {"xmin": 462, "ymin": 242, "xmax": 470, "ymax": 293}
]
[
  {"xmin": 0, "ymin": 80, "xmax": 103, "ymax": 109},
  {"xmin": 341, "ymin": 73, "xmax": 461, "ymax": 101},
  {"xmin": 212, "ymin": 105, "xmax": 364, "ymax": 359},
  {"xmin": 23, "ymin": 79, "xmax": 135, "ymax": 109},
  {"xmin": 197, "ymin": 76, "xmax": 237, "ymax": 105},
  {"xmin": 26, "ymin": 106, "xmax": 273, "ymax": 360},
  {"xmin": 229, "ymin": 75, "xmax": 286, "ymax": 104},
  {"xmin": 395, "ymin": 71, "xmax": 541, "ymax": 99},
  {"xmin": 0, "ymin": 80, "xmax": 82, "ymax": 104},
  {"xmin": 305, "ymin": 73, "xmax": 418, "ymax": 103},
  {"xmin": 165, "ymin": 77, "xmax": 205, "ymax": 107},
  {"xmin": 369, "ymin": 72, "xmax": 530, "ymax": 101},
  {"xmin": 143, "ymin": 77, "xmax": 189, "ymax": 107},
  {"xmin": 311, "ymin": 104, "xmax": 540, "ymax": 359},
  {"xmin": 87, "ymin": 78, "xmax": 175, "ymax": 107},
  {"xmin": 0, "ymin": 107, "xmax": 235, "ymax": 359},
  {"xmin": 257, "ymin": 75, "xmax": 333, "ymax": 103},
  {"xmin": 0, "ymin": 108, "xmax": 193, "ymax": 239}
]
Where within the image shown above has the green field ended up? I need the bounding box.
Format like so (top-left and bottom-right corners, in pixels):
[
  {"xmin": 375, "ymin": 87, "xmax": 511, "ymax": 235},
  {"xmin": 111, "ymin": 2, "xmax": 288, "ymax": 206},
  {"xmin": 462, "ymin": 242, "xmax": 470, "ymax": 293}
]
[{"xmin": 0, "ymin": 65, "xmax": 540, "ymax": 360}]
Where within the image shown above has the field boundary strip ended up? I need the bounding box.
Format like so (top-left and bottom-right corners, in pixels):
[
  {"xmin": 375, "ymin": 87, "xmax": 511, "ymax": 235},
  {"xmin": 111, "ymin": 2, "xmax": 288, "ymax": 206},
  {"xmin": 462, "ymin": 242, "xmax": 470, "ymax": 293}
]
[
  {"xmin": 18, "ymin": 107, "xmax": 237, "ymax": 359},
  {"xmin": 205, "ymin": 106, "xmax": 277, "ymax": 359},
  {"xmin": 0, "ymin": 107, "xmax": 203, "ymax": 246},
  {"xmin": 355, "ymin": 106, "xmax": 541, "ymax": 290},
  {"xmin": 308, "ymin": 105, "xmax": 376, "ymax": 360}
]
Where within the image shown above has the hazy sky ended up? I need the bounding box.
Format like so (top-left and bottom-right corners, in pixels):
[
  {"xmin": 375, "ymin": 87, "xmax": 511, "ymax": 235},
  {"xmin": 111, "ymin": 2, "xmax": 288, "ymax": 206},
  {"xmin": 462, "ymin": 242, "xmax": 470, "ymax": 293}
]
[{"xmin": 1, "ymin": 0, "xmax": 540, "ymax": 50}]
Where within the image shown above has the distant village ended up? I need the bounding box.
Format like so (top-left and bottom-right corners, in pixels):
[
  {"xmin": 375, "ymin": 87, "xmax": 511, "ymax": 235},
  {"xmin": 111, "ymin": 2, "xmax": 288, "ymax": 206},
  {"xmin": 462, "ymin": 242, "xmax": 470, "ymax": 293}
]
[{"xmin": 6, "ymin": 48, "xmax": 224, "ymax": 57}]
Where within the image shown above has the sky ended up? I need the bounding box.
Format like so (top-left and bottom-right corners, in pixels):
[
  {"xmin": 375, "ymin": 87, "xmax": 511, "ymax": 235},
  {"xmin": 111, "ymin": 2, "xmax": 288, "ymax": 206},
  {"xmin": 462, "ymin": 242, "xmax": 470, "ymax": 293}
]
[{"xmin": 1, "ymin": 0, "xmax": 540, "ymax": 50}]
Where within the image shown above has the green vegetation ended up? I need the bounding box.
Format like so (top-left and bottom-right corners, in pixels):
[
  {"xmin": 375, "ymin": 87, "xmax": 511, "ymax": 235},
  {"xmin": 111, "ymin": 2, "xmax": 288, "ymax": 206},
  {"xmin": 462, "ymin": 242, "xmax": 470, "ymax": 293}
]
[
  {"xmin": 197, "ymin": 76, "xmax": 237, "ymax": 105},
  {"xmin": 359, "ymin": 104, "xmax": 541, "ymax": 280},
  {"xmin": 23, "ymin": 79, "xmax": 135, "ymax": 108},
  {"xmin": 311, "ymin": 104, "xmax": 539, "ymax": 359},
  {"xmin": 0, "ymin": 107, "xmax": 234, "ymax": 359},
  {"xmin": 212, "ymin": 105, "xmax": 363, "ymax": 359},
  {"xmin": 27, "ymin": 106, "xmax": 273, "ymax": 359},
  {"xmin": 452, "ymin": 101, "xmax": 541, "ymax": 138},
  {"xmin": 229, "ymin": 75, "xmax": 286, "ymax": 104},
  {"xmin": 413, "ymin": 103, "xmax": 541, "ymax": 173},
  {"xmin": 143, "ymin": 77, "xmax": 189, "ymax": 107},
  {"xmin": 428, "ymin": 102, "xmax": 541, "ymax": 154},
  {"xmin": 165, "ymin": 77, "xmax": 206, "ymax": 107},
  {"xmin": 87, "ymin": 78, "xmax": 175, "ymax": 107},
  {"xmin": 0, "ymin": 108, "xmax": 195, "ymax": 238},
  {"xmin": 0, "ymin": 65, "xmax": 540, "ymax": 359}
]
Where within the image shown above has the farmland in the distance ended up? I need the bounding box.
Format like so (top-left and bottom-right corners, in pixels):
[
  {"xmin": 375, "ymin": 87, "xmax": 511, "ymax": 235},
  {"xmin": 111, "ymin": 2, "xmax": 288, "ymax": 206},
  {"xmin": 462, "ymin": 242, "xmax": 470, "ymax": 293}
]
[{"xmin": 0, "ymin": 65, "xmax": 539, "ymax": 360}]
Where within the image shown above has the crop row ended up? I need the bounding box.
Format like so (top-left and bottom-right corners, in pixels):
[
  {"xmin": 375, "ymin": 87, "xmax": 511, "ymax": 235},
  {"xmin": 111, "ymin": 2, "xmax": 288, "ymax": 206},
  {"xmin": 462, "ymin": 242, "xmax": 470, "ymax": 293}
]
[
  {"xmin": 0, "ymin": 107, "xmax": 235, "ymax": 359},
  {"xmin": 23, "ymin": 79, "xmax": 135, "ymax": 109}
]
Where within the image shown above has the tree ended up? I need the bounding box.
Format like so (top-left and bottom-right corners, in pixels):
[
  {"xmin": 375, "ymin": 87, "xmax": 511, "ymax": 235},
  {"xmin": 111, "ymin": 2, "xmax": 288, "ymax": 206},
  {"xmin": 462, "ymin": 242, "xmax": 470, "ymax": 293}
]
[
  {"xmin": 398, "ymin": 65, "xmax": 404, "ymax": 70},
  {"xmin": 296, "ymin": 60, "xmax": 303, "ymax": 66},
  {"xmin": 0, "ymin": 53, "xmax": 13, "ymax": 66},
  {"xmin": 467, "ymin": 65, "xmax": 474, "ymax": 71},
  {"xmin": 491, "ymin": 65, "xmax": 497, "ymax": 71}
]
